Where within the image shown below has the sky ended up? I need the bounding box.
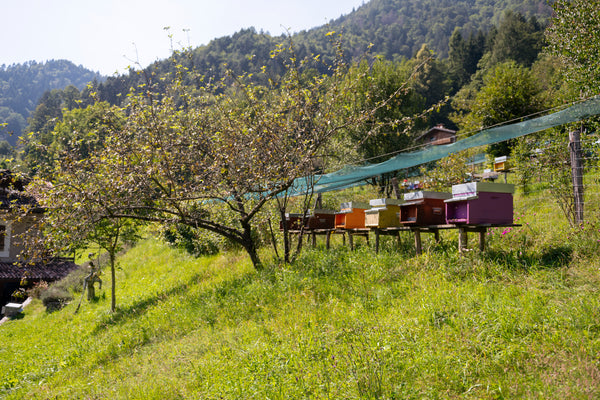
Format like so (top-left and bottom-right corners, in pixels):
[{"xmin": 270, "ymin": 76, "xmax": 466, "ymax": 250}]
[{"xmin": 2, "ymin": 0, "xmax": 366, "ymax": 76}]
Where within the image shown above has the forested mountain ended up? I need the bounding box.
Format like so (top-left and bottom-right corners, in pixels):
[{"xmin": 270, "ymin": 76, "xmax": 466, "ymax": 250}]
[
  {"xmin": 94, "ymin": 0, "xmax": 552, "ymax": 104},
  {"xmin": 4, "ymin": 0, "xmax": 552, "ymax": 147},
  {"xmin": 302, "ymin": 0, "xmax": 551, "ymax": 60},
  {"xmin": 0, "ymin": 60, "xmax": 102, "ymax": 144}
]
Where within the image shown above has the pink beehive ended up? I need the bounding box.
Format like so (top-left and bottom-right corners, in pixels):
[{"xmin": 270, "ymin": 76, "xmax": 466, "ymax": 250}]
[{"xmin": 445, "ymin": 182, "xmax": 514, "ymax": 225}]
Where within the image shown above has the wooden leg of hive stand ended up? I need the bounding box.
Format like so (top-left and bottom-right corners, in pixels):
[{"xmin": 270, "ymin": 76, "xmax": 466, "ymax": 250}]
[
  {"xmin": 459, "ymin": 227, "xmax": 467, "ymax": 253},
  {"xmin": 478, "ymin": 229, "xmax": 486, "ymax": 252},
  {"xmin": 414, "ymin": 230, "xmax": 422, "ymax": 255}
]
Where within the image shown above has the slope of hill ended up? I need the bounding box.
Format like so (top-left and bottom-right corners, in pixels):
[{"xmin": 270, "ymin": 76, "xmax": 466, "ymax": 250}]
[
  {"xmin": 2, "ymin": 1, "xmax": 552, "ymax": 146},
  {"xmin": 97, "ymin": 0, "xmax": 552, "ymax": 108},
  {"xmin": 306, "ymin": 0, "xmax": 552, "ymax": 60},
  {"xmin": 1, "ymin": 184, "xmax": 600, "ymax": 398},
  {"xmin": 0, "ymin": 60, "xmax": 102, "ymax": 144}
]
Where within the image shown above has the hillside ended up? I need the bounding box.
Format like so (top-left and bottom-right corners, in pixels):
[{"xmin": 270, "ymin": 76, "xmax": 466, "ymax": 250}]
[
  {"xmin": 2, "ymin": 181, "xmax": 600, "ymax": 398},
  {"xmin": 185, "ymin": 0, "xmax": 552, "ymax": 77},
  {"xmin": 300, "ymin": 0, "xmax": 552, "ymax": 60},
  {"xmin": 1, "ymin": 0, "xmax": 552, "ymax": 146},
  {"xmin": 0, "ymin": 60, "xmax": 102, "ymax": 144},
  {"xmin": 95, "ymin": 0, "xmax": 552, "ymax": 111}
]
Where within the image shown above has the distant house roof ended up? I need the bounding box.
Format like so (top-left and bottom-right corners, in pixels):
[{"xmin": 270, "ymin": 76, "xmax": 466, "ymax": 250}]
[
  {"xmin": 0, "ymin": 170, "xmax": 30, "ymax": 191},
  {"xmin": 0, "ymin": 259, "xmax": 78, "ymax": 280},
  {"xmin": 416, "ymin": 124, "xmax": 457, "ymax": 145},
  {"xmin": 0, "ymin": 170, "xmax": 41, "ymax": 211}
]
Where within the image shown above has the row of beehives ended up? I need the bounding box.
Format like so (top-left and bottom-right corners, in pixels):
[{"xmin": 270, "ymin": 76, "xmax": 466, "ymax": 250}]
[{"xmin": 282, "ymin": 182, "xmax": 515, "ymax": 230}]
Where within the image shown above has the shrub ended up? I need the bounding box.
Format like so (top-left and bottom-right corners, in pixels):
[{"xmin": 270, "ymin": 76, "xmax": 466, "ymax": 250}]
[
  {"xmin": 27, "ymin": 280, "xmax": 49, "ymax": 299},
  {"xmin": 40, "ymin": 286, "xmax": 73, "ymax": 312},
  {"xmin": 161, "ymin": 223, "xmax": 221, "ymax": 256}
]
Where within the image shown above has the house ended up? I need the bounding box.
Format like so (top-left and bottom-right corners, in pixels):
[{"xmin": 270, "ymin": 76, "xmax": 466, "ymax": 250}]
[
  {"xmin": 417, "ymin": 124, "xmax": 457, "ymax": 146},
  {"xmin": 0, "ymin": 171, "xmax": 78, "ymax": 310}
]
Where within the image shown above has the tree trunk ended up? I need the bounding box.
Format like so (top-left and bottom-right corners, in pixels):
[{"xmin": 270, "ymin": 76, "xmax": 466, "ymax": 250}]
[
  {"xmin": 242, "ymin": 238, "xmax": 262, "ymax": 270},
  {"xmin": 241, "ymin": 221, "xmax": 262, "ymax": 270},
  {"xmin": 110, "ymin": 251, "xmax": 116, "ymax": 312},
  {"xmin": 280, "ymin": 208, "xmax": 291, "ymax": 263}
]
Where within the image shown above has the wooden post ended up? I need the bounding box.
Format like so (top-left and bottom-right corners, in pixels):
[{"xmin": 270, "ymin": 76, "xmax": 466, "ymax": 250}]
[
  {"xmin": 392, "ymin": 177, "xmax": 402, "ymax": 199},
  {"xmin": 314, "ymin": 193, "xmax": 323, "ymax": 210},
  {"xmin": 569, "ymin": 128, "xmax": 584, "ymax": 225},
  {"xmin": 413, "ymin": 230, "xmax": 422, "ymax": 255},
  {"xmin": 348, "ymin": 231, "xmax": 354, "ymax": 250},
  {"xmin": 458, "ymin": 227, "xmax": 467, "ymax": 253},
  {"xmin": 478, "ymin": 229, "xmax": 486, "ymax": 252},
  {"xmin": 375, "ymin": 229, "xmax": 380, "ymax": 253}
]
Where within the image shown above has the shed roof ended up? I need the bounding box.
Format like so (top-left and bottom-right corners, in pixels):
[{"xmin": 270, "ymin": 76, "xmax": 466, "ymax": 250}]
[{"xmin": 0, "ymin": 260, "xmax": 78, "ymax": 280}]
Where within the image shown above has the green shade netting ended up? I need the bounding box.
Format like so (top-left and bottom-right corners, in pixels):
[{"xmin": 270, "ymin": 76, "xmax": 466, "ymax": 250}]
[{"xmin": 287, "ymin": 96, "xmax": 600, "ymax": 196}]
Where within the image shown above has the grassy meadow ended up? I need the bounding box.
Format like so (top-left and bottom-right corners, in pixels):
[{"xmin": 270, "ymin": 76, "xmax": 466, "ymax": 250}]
[{"xmin": 1, "ymin": 184, "xmax": 600, "ymax": 399}]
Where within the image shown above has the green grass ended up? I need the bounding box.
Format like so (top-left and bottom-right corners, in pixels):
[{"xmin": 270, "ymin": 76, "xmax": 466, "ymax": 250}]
[{"xmin": 2, "ymin": 188, "xmax": 600, "ymax": 399}]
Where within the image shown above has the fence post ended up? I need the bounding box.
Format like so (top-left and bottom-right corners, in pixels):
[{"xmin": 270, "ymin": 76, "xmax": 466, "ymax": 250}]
[
  {"xmin": 569, "ymin": 128, "xmax": 584, "ymax": 224},
  {"xmin": 391, "ymin": 177, "xmax": 401, "ymax": 199}
]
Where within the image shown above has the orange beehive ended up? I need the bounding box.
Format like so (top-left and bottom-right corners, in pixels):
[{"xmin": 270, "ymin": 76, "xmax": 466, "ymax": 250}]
[{"xmin": 335, "ymin": 202, "xmax": 369, "ymax": 229}]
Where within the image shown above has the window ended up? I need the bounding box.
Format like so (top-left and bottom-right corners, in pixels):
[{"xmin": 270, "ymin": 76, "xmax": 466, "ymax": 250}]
[
  {"xmin": 0, "ymin": 223, "xmax": 10, "ymax": 258},
  {"xmin": 0, "ymin": 225, "xmax": 5, "ymax": 252}
]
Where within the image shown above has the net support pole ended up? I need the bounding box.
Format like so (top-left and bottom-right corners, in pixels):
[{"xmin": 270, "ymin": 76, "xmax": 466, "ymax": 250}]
[{"xmin": 569, "ymin": 128, "xmax": 584, "ymax": 224}]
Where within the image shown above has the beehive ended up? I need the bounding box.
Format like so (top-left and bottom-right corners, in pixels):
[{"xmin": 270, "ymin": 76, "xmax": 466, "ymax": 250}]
[
  {"xmin": 364, "ymin": 198, "xmax": 403, "ymax": 228},
  {"xmin": 306, "ymin": 209, "xmax": 336, "ymax": 229},
  {"xmin": 445, "ymin": 182, "xmax": 514, "ymax": 224},
  {"xmin": 279, "ymin": 213, "xmax": 307, "ymax": 230},
  {"xmin": 493, "ymin": 156, "xmax": 510, "ymax": 172},
  {"xmin": 335, "ymin": 201, "xmax": 369, "ymax": 229},
  {"xmin": 400, "ymin": 191, "xmax": 451, "ymax": 226}
]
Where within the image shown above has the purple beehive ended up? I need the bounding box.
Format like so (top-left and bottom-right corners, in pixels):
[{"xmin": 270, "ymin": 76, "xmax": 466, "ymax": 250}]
[{"xmin": 445, "ymin": 182, "xmax": 514, "ymax": 225}]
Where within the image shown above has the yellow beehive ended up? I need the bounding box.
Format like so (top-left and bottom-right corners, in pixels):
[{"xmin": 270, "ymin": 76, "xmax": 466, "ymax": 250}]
[
  {"xmin": 493, "ymin": 156, "xmax": 510, "ymax": 172},
  {"xmin": 364, "ymin": 198, "xmax": 403, "ymax": 228}
]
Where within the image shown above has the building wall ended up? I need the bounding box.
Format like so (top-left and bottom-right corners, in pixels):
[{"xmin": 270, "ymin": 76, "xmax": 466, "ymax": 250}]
[{"xmin": 0, "ymin": 215, "xmax": 41, "ymax": 263}]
